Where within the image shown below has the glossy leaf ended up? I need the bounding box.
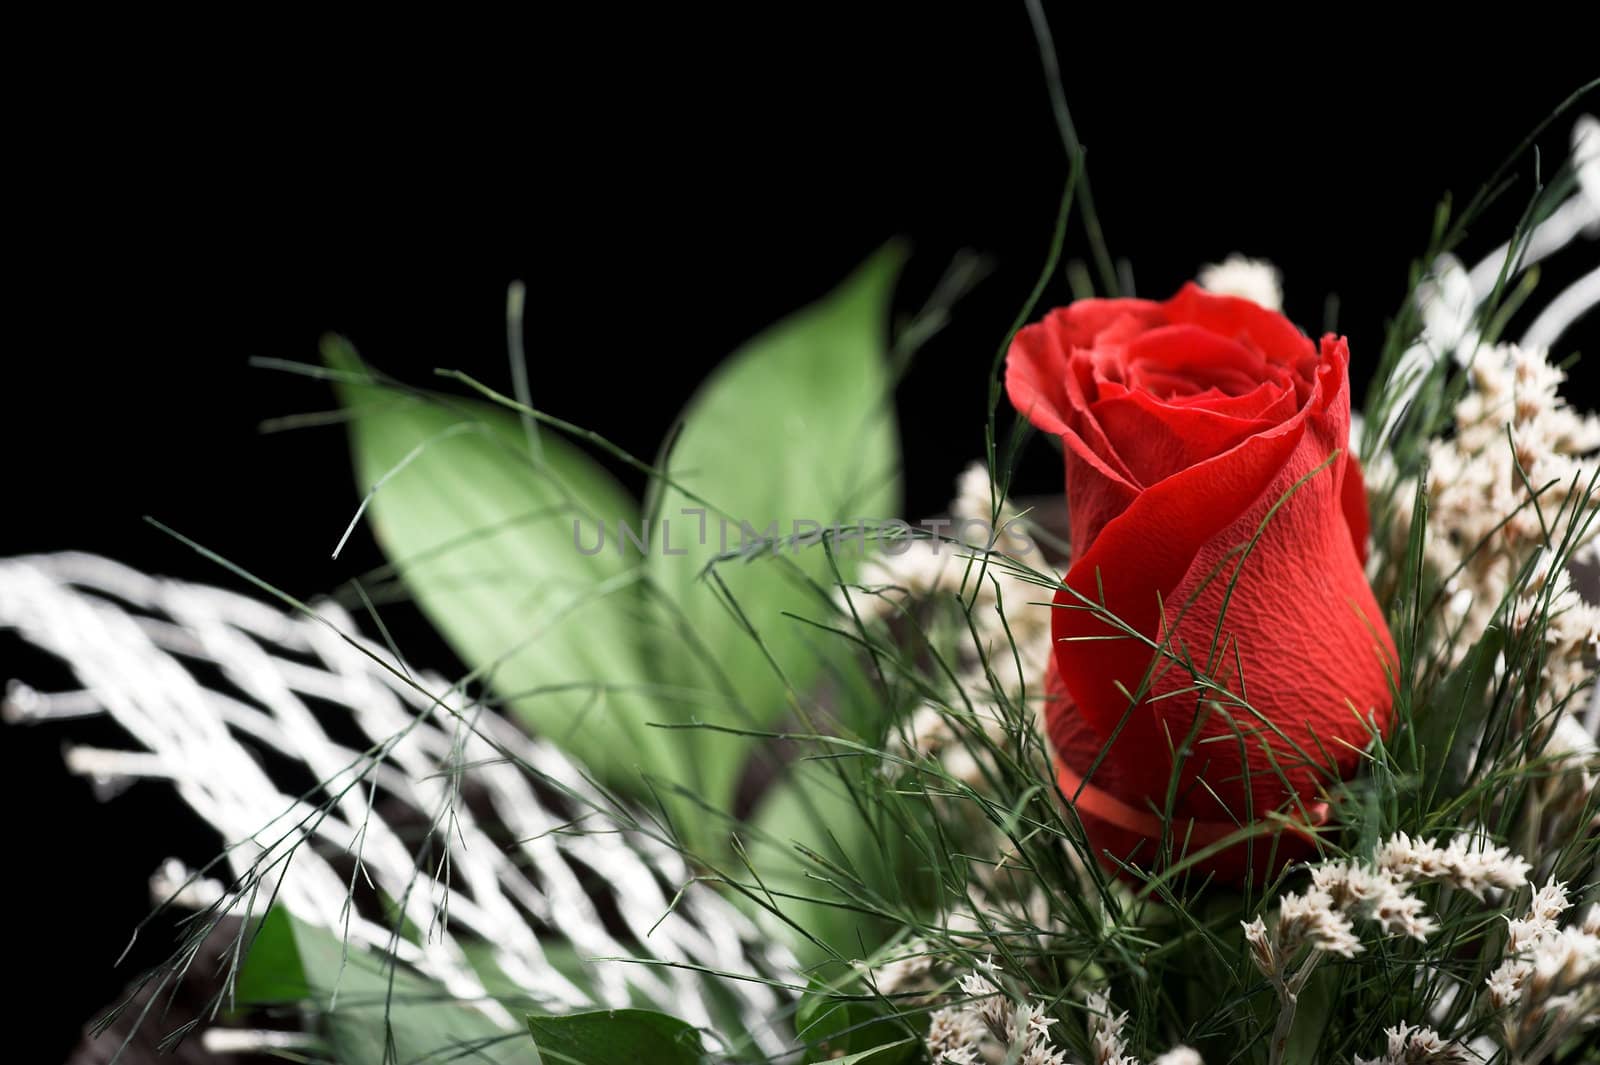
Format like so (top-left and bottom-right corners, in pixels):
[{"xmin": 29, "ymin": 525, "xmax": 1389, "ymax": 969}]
[
  {"xmin": 526, "ymin": 1008, "xmax": 705, "ymax": 1065},
  {"xmin": 648, "ymin": 246, "xmax": 905, "ymax": 811},
  {"xmin": 240, "ymin": 907, "xmax": 528, "ymax": 1065},
  {"xmin": 327, "ymin": 338, "xmax": 694, "ymax": 795}
]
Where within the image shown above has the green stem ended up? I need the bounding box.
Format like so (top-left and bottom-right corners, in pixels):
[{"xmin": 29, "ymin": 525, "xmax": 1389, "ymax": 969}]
[{"xmin": 1269, "ymin": 952, "xmax": 1323, "ymax": 1065}]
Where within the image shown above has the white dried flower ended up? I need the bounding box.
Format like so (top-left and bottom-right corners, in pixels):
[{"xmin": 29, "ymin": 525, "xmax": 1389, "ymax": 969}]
[
  {"xmin": 1375, "ymin": 833, "xmax": 1452, "ymax": 881},
  {"xmin": 873, "ymin": 941, "xmax": 935, "ymax": 996},
  {"xmin": 1384, "ymin": 342, "xmax": 1599, "ymax": 736},
  {"xmin": 956, "ymin": 957, "xmax": 1018, "ymax": 1041},
  {"xmin": 1486, "ymin": 879, "xmax": 1600, "ymax": 1054},
  {"xmin": 1278, "ymin": 888, "xmax": 1364, "ymax": 958},
  {"xmin": 1528, "ymin": 880, "xmax": 1573, "ymax": 924},
  {"xmin": 1017, "ymin": 1004, "xmax": 1057, "ymax": 1044},
  {"xmin": 1369, "ymin": 890, "xmax": 1439, "ymax": 943},
  {"xmin": 1085, "ymin": 989, "xmax": 1137, "ymax": 1065},
  {"xmin": 1487, "ymin": 956, "xmax": 1533, "ymax": 1009},
  {"xmin": 1152, "ymin": 1049, "xmax": 1204, "ymax": 1065},
  {"xmin": 1311, "ymin": 861, "xmax": 1435, "ymax": 940},
  {"xmin": 1242, "ymin": 916, "xmax": 1276, "ymax": 978},
  {"xmin": 1506, "ymin": 914, "xmax": 1557, "ymax": 955},
  {"xmin": 1198, "ymin": 254, "xmax": 1283, "ymax": 311},
  {"xmin": 1374, "ymin": 832, "xmax": 1530, "ymax": 898},
  {"xmin": 1437, "ymin": 837, "xmax": 1535, "ymax": 899},
  {"xmin": 1019, "ymin": 1045, "xmax": 1071, "ymax": 1065},
  {"xmin": 953, "ymin": 461, "xmax": 1039, "ymax": 562},
  {"xmin": 926, "ymin": 1005, "xmax": 987, "ymax": 1063},
  {"xmin": 936, "ymin": 1047, "xmax": 980, "ymax": 1065},
  {"xmin": 857, "ymin": 462, "xmax": 1056, "ymax": 792},
  {"xmin": 1528, "ymin": 925, "xmax": 1600, "ymax": 991},
  {"xmin": 1354, "ymin": 1021, "xmax": 1471, "ymax": 1064}
]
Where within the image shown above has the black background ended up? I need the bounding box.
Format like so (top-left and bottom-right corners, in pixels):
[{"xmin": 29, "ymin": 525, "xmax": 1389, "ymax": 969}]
[{"xmin": 7, "ymin": 10, "xmax": 1598, "ymax": 1060}]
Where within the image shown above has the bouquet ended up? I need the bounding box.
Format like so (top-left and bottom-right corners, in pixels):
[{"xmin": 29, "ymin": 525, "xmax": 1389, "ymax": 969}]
[{"xmin": 3, "ymin": 40, "xmax": 1598, "ymax": 1065}]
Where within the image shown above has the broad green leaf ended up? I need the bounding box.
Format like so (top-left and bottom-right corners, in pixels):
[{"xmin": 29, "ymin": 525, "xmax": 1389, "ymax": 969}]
[
  {"xmin": 1283, "ymin": 960, "xmax": 1340, "ymax": 1064},
  {"xmin": 1413, "ymin": 625, "xmax": 1504, "ymax": 806},
  {"xmin": 242, "ymin": 907, "xmax": 531, "ymax": 1065},
  {"xmin": 327, "ymin": 338, "xmax": 694, "ymax": 797},
  {"xmin": 526, "ymin": 1008, "xmax": 704, "ymax": 1065},
  {"xmin": 748, "ymin": 758, "xmax": 900, "ymax": 963},
  {"xmin": 827, "ymin": 1040, "xmax": 919, "ymax": 1065},
  {"xmin": 233, "ymin": 905, "xmax": 308, "ymax": 1005},
  {"xmin": 649, "ymin": 246, "xmax": 905, "ymax": 813},
  {"xmin": 795, "ymin": 981, "xmax": 918, "ymax": 1064}
]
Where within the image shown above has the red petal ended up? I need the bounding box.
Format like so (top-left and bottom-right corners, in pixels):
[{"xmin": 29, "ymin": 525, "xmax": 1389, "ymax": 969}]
[
  {"xmin": 1122, "ymin": 324, "xmax": 1277, "ymax": 399},
  {"xmin": 1006, "ymin": 301, "xmax": 1164, "ymax": 436},
  {"xmin": 1049, "ymin": 337, "xmax": 1396, "ymax": 814},
  {"xmin": 1163, "ymin": 282, "xmax": 1316, "ymax": 366},
  {"xmin": 1341, "ymin": 451, "xmax": 1372, "ymax": 566},
  {"xmin": 1090, "ymin": 387, "xmax": 1278, "ymax": 487},
  {"xmin": 1045, "ymin": 659, "xmax": 1323, "ymax": 882},
  {"xmin": 1164, "ymin": 381, "xmax": 1298, "ymax": 423}
]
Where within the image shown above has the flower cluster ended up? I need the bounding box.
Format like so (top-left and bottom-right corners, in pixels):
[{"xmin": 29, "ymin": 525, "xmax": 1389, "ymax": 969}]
[
  {"xmin": 1240, "ymin": 830, "xmax": 1600, "ymax": 1063},
  {"xmin": 851, "ymin": 462, "xmax": 1054, "ymax": 787},
  {"xmin": 925, "ymin": 957, "xmax": 1072, "ymax": 1065},
  {"xmin": 1242, "ymin": 833, "xmax": 1541, "ymax": 1065},
  {"xmin": 1390, "ymin": 341, "xmax": 1600, "ymax": 705},
  {"xmin": 1352, "ymin": 1023, "xmax": 1470, "ymax": 1065},
  {"xmin": 1486, "ymin": 881, "xmax": 1600, "ymax": 1060},
  {"xmin": 1373, "ymin": 833, "xmax": 1533, "ymax": 899},
  {"xmin": 924, "ymin": 959, "xmax": 1202, "ymax": 1065},
  {"xmin": 1379, "ymin": 336, "xmax": 1600, "ymax": 850},
  {"xmin": 1245, "ymin": 833, "xmax": 1531, "ymax": 979}
]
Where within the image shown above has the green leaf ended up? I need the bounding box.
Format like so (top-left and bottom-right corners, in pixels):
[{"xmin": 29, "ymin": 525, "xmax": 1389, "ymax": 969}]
[
  {"xmin": 233, "ymin": 906, "xmax": 310, "ymax": 1004},
  {"xmin": 243, "ymin": 907, "xmax": 531, "ymax": 1065},
  {"xmin": 1414, "ymin": 625, "xmax": 1504, "ymax": 805},
  {"xmin": 1283, "ymin": 960, "xmax": 1340, "ymax": 1065},
  {"xmin": 746, "ymin": 747, "xmax": 941, "ymax": 965},
  {"xmin": 827, "ymin": 1040, "xmax": 919, "ymax": 1065},
  {"xmin": 326, "ymin": 338, "xmax": 695, "ymax": 797},
  {"xmin": 795, "ymin": 982, "xmax": 918, "ymax": 1064},
  {"xmin": 526, "ymin": 1008, "xmax": 705, "ymax": 1065},
  {"xmin": 648, "ymin": 245, "xmax": 905, "ymax": 812}
]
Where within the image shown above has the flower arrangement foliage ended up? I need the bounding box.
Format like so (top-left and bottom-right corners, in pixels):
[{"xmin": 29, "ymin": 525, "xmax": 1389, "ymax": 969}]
[{"xmin": 4, "ymin": 65, "xmax": 1599, "ymax": 1065}]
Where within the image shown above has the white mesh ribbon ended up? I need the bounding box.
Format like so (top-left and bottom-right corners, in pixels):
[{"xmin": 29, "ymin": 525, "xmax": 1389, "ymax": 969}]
[{"xmin": 0, "ymin": 552, "xmax": 796, "ymax": 1057}]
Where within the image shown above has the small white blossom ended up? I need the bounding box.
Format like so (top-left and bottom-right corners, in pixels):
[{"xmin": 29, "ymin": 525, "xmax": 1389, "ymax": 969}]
[
  {"xmin": 1312, "ymin": 861, "xmax": 1436, "ymax": 940},
  {"xmin": 1086, "ymin": 989, "xmax": 1137, "ymax": 1065},
  {"xmin": 1152, "ymin": 1049, "xmax": 1204, "ymax": 1065},
  {"xmin": 1528, "ymin": 880, "xmax": 1573, "ymax": 924},
  {"xmin": 1019, "ymin": 1045, "xmax": 1070, "ymax": 1065},
  {"xmin": 1354, "ymin": 1021, "xmax": 1471, "ymax": 1064},
  {"xmin": 1278, "ymin": 888, "xmax": 1364, "ymax": 958},
  {"xmin": 872, "ymin": 941, "xmax": 934, "ymax": 995},
  {"xmin": 1242, "ymin": 916, "xmax": 1276, "ymax": 978},
  {"xmin": 1487, "ymin": 956, "xmax": 1533, "ymax": 1009},
  {"xmin": 1198, "ymin": 254, "xmax": 1283, "ymax": 311},
  {"xmin": 1486, "ymin": 879, "xmax": 1599, "ymax": 1054},
  {"xmin": 1374, "ymin": 832, "xmax": 1531, "ymax": 898},
  {"xmin": 856, "ymin": 463, "xmax": 1055, "ymax": 791},
  {"xmin": 1384, "ymin": 342, "xmax": 1599, "ymax": 746},
  {"xmin": 1017, "ymin": 1004, "xmax": 1057, "ymax": 1043},
  {"xmin": 926, "ymin": 1005, "xmax": 986, "ymax": 1063}
]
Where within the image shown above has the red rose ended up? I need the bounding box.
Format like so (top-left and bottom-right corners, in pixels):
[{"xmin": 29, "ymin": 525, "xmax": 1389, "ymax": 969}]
[{"xmin": 1007, "ymin": 282, "xmax": 1397, "ymax": 882}]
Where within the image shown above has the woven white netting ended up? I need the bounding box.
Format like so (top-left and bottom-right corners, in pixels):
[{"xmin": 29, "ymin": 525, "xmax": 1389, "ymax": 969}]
[{"xmin": 0, "ymin": 551, "xmax": 797, "ymax": 1057}]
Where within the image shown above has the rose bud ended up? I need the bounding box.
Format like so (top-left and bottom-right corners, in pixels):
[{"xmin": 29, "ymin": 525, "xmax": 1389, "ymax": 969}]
[{"xmin": 1006, "ymin": 282, "xmax": 1397, "ymax": 883}]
